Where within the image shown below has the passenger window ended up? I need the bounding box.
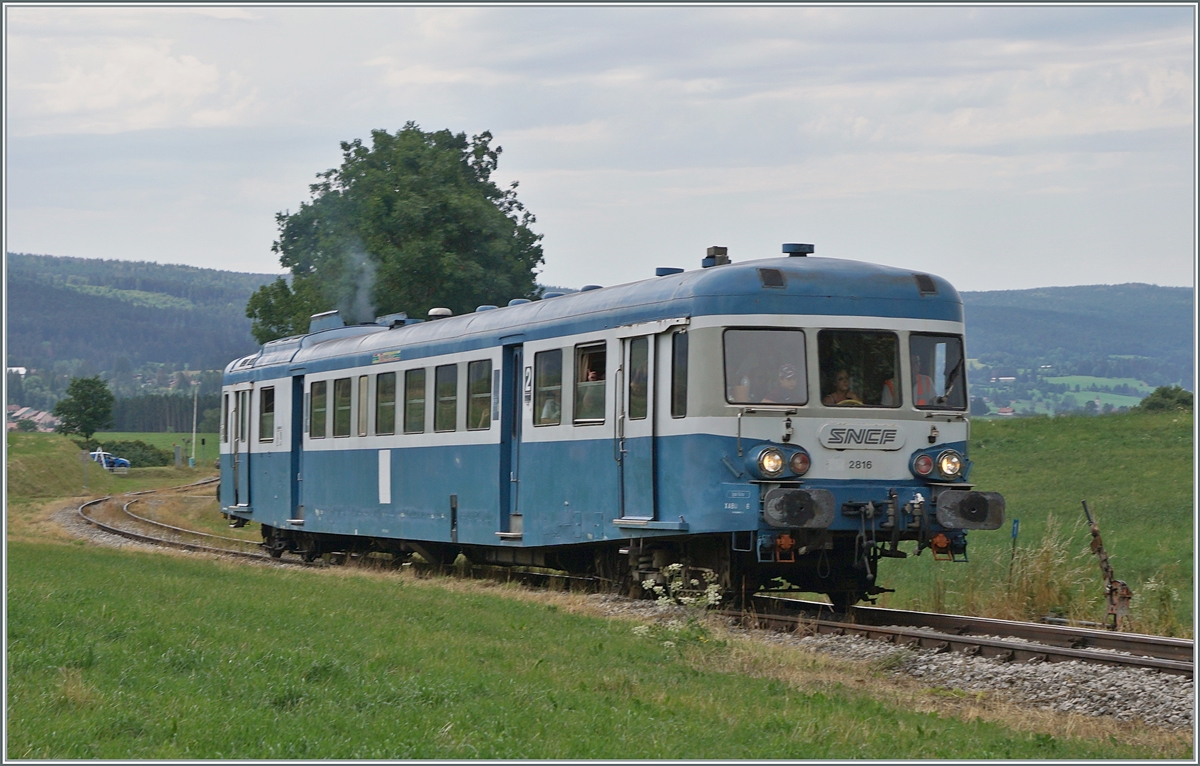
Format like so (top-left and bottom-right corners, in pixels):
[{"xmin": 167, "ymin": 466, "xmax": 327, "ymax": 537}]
[
  {"xmin": 628, "ymin": 336, "xmax": 648, "ymax": 420},
  {"xmin": 333, "ymin": 378, "xmax": 352, "ymax": 437},
  {"xmin": 259, "ymin": 387, "xmax": 275, "ymax": 442},
  {"xmin": 310, "ymin": 381, "xmax": 327, "ymax": 438},
  {"xmin": 671, "ymin": 331, "xmax": 688, "ymax": 418},
  {"xmin": 817, "ymin": 330, "xmax": 901, "ymax": 408},
  {"xmin": 404, "ymin": 369, "xmax": 426, "ymax": 434},
  {"xmin": 724, "ymin": 329, "xmax": 807, "ymax": 405},
  {"xmin": 534, "ymin": 349, "xmax": 562, "ymax": 426},
  {"xmin": 357, "ymin": 376, "xmax": 368, "ymax": 436},
  {"xmin": 376, "ymin": 372, "xmax": 396, "ymax": 435},
  {"xmin": 574, "ymin": 344, "xmax": 606, "ymax": 423},
  {"xmin": 467, "ymin": 360, "xmax": 492, "ymax": 430},
  {"xmin": 238, "ymin": 391, "xmax": 248, "ymax": 443},
  {"xmin": 910, "ymin": 334, "xmax": 967, "ymax": 410},
  {"xmin": 435, "ymin": 364, "xmax": 458, "ymax": 432}
]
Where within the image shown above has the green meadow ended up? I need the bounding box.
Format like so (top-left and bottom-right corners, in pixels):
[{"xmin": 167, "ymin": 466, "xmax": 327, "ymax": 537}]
[
  {"xmin": 6, "ymin": 543, "xmax": 1187, "ymax": 759},
  {"xmin": 4, "ymin": 414, "xmax": 1194, "ymax": 758},
  {"xmin": 879, "ymin": 410, "xmax": 1194, "ymax": 633}
]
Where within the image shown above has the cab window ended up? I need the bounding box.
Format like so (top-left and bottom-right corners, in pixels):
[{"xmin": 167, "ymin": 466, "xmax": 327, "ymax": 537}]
[
  {"xmin": 910, "ymin": 334, "xmax": 967, "ymax": 410},
  {"xmin": 817, "ymin": 330, "xmax": 901, "ymax": 408},
  {"xmin": 724, "ymin": 329, "xmax": 807, "ymax": 405}
]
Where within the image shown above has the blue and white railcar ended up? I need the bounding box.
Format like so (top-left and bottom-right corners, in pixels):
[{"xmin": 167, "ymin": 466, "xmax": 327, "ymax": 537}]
[{"xmin": 220, "ymin": 245, "xmax": 1003, "ymax": 606}]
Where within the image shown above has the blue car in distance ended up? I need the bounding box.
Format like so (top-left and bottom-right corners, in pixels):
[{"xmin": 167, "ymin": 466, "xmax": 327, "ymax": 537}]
[{"xmin": 90, "ymin": 450, "xmax": 131, "ymax": 471}]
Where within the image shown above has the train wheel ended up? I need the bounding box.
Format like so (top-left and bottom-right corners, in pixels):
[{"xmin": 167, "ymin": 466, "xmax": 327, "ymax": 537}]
[
  {"xmin": 267, "ymin": 546, "xmax": 284, "ymax": 559},
  {"xmin": 826, "ymin": 590, "xmax": 863, "ymax": 614}
]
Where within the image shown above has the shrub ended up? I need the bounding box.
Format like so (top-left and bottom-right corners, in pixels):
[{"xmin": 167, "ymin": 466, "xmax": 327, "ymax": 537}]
[
  {"xmin": 1136, "ymin": 385, "xmax": 1193, "ymax": 412},
  {"xmin": 98, "ymin": 439, "xmax": 173, "ymax": 467}
]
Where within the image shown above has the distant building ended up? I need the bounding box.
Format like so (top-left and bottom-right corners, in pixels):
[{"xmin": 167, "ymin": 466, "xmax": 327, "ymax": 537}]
[
  {"xmin": 7, "ymin": 407, "xmax": 60, "ymax": 432},
  {"xmin": 6, "ymin": 367, "xmax": 27, "ymax": 377},
  {"xmin": 996, "ymin": 407, "xmax": 1016, "ymax": 416}
]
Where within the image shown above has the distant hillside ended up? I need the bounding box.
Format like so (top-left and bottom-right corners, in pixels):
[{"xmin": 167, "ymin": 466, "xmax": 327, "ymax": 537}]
[
  {"xmin": 6, "ymin": 253, "xmax": 275, "ymax": 372},
  {"xmin": 962, "ymin": 284, "xmax": 1193, "ymax": 389},
  {"xmin": 5, "ymin": 255, "xmax": 1193, "ymax": 398}
]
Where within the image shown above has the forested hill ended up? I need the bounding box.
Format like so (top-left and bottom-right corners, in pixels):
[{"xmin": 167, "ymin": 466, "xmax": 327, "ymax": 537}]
[
  {"xmin": 4, "ymin": 253, "xmax": 1193, "ymax": 391},
  {"xmin": 6, "ymin": 253, "xmax": 275, "ymax": 372},
  {"xmin": 962, "ymin": 283, "xmax": 1193, "ymax": 388}
]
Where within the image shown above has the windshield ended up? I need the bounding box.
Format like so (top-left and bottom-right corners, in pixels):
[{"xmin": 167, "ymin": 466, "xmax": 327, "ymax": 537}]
[
  {"xmin": 817, "ymin": 330, "xmax": 901, "ymax": 408},
  {"xmin": 910, "ymin": 334, "xmax": 967, "ymax": 410},
  {"xmin": 724, "ymin": 329, "xmax": 808, "ymax": 405}
]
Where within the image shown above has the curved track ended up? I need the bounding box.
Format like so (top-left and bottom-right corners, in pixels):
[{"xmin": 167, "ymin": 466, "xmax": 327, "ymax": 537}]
[{"xmin": 75, "ymin": 486, "xmax": 1193, "ymax": 678}]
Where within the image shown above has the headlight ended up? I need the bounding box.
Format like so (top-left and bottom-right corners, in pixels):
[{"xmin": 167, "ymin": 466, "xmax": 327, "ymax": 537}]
[
  {"xmin": 789, "ymin": 451, "xmax": 811, "ymax": 476},
  {"xmin": 758, "ymin": 448, "xmax": 785, "ymax": 477},
  {"xmin": 937, "ymin": 450, "xmax": 963, "ymax": 478},
  {"xmin": 913, "ymin": 454, "xmax": 934, "ymax": 476}
]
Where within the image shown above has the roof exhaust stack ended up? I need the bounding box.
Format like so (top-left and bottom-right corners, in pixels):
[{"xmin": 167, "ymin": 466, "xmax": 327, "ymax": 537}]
[
  {"xmin": 309, "ymin": 310, "xmax": 344, "ymax": 332},
  {"xmin": 783, "ymin": 243, "xmax": 815, "ymax": 257},
  {"xmin": 701, "ymin": 246, "xmax": 729, "ymax": 268}
]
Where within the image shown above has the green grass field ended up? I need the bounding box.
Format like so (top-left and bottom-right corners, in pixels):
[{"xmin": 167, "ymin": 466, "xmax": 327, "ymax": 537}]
[
  {"xmin": 878, "ymin": 410, "xmax": 1193, "ymax": 632},
  {"xmin": 6, "ymin": 542, "xmax": 1187, "ymax": 759}
]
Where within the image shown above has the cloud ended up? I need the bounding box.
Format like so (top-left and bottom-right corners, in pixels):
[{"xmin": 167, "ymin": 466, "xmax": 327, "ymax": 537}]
[{"xmin": 7, "ymin": 35, "xmax": 257, "ymax": 134}]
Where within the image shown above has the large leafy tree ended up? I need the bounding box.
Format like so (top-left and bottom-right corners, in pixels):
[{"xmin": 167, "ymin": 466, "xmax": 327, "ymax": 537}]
[
  {"xmin": 247, "ymin": 123, "xmax": 545, "ymax": 343},
  {"xmin": 53, "ymin": 376, "xmax": 114, "ymax": 441}
]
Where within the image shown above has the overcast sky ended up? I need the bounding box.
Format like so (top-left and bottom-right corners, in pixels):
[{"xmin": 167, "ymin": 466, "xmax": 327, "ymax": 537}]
[{"xmin": 5, "ymin": 4, "xmax": 1196, "ymax": 292}]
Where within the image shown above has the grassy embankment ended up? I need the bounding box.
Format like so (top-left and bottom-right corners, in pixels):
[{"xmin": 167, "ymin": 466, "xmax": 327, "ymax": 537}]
[
  {"xmin": 878, "ymin": 410, "xmax": 1193, "ymax": 634},
  {"xmin": 4, "ymin": 432, "xmax": 217, "ymax": 544},
  {"xmin": 6, "ymin": 542, "xmax": 1190, "ymax": 759}
]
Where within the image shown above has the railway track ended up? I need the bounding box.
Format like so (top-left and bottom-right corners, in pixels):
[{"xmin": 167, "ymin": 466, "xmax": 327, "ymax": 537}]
[
  {"xmin": 75, "ymin": 487, "xmax": 1193, "ymax": 679},
  {"xmin": 77, "ymin": 483, "xmax": 273, "ymax": 563},
  {"xmin": 722, "ymin": 596, "xmax": 1194, "ymax": 678}
]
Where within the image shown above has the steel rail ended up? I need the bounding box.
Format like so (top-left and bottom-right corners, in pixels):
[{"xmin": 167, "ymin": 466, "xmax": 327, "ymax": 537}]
[
  {"xmin": 728, "ymin": 600, "xmax": 1193, "ymax": 678},
  {"xmin": 77, "ymin": 496, "xmax": 272, "ymax": 562},
  {"xmin": 123, "ymin": 498, "xmax": 262, "ymax": 547},
  {"xmin": 753, "ymin": 596, "xmax": 1193, "ymax": 664}
]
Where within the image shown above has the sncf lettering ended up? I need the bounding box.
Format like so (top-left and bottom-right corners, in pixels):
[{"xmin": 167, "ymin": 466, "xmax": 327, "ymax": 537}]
[{"xmin": 827, "ymin": 428, "xmax": 897, "ymax": 446}]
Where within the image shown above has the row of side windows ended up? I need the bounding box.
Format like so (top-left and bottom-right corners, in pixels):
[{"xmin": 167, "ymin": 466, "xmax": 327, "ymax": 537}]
[
  {"xmin": 531, "ymin": 331, "xmax": 688, "ymax": 427},
  {"xmin": 224, "ymin": 331, "xmax": 692, "ymax": 443},
  {"xmin": 310, "ymin": 360, "xmax": 493, "ymax": 439}
]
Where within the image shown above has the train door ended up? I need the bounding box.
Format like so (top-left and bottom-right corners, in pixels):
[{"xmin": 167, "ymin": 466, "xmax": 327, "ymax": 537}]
[
  {"xmin": 229, "ymin": 383, "xmax": 252, "ymax": 506},
  {"xmin": 290, "ymin": 374, "xmax": 305, "ymax": 522},
  {"xmin": 618, "ymin": 335, "xmax": 656, "ymax": 519},
  {"xmin": 499, "ymin": 344, "xmax": 524, "ymax": 533}
]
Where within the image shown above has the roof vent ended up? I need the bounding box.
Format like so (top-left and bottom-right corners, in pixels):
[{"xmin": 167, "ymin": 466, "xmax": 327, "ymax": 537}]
[
  {"xmin": 656, "ymin": 267, "xmax": 684, "ymax": 277},
  {"xmin": 375, "ymin": 312, "xmax": 409, "ymax": 327},
  {"xmin": 701, "ymin": 246, "xmax": 729, "ymax": 268},
  {"xmin": 428, "ymin": 307, "xmax": 453, "ymax": 320},
  {"xmin": 542, "ymin": 291, "xmax": 564, "ymax": 299},
  {"xmin": 580, "ymin": 284, "xmax": 602, "ymax": 292},
  {"xmin": 783, "ymin": 243, "xmax": 814, "ymax": 257},
  {"xmin": 508, "ymin": 298, "xmax": 531, "ymax": 306},
  {"xmin": 758, "ymin": 268, "xmax": 786, "ymax": 289},
  {"xmin": 913, "ymin": 274, "xmax": 938, "ymax": 295},
  {"xmin": 309, "ymin": 310, "xmax": 343, "ymax": 332},
  {"xmin": 475, "ymin": 305, "xmax": 498, "ymax": 312}
]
